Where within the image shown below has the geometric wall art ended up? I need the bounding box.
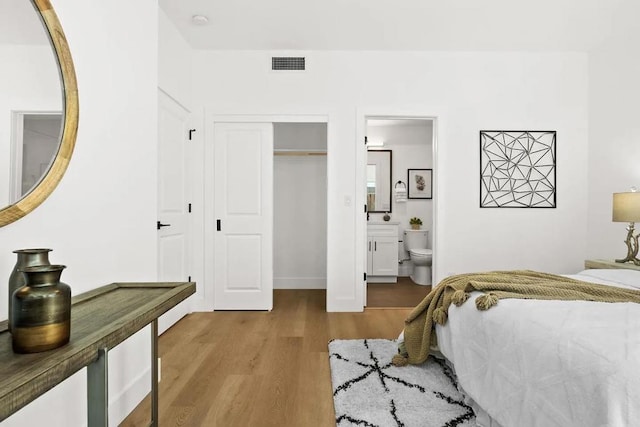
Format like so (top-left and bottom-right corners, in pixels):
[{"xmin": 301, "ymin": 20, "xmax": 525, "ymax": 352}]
[{"xmin": 480, "ymin": 130, "xmax": 556, "ymax": 208}]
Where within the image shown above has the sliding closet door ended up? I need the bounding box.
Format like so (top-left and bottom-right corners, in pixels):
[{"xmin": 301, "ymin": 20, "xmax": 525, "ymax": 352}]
[{"xmin": 213, "ymin": 123, "xmax": 273, "ymax": 310}]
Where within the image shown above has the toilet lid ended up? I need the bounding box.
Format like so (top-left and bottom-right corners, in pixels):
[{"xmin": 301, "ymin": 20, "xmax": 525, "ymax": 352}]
[{"xmin": 410, "ymin": 248, "xmax": 432, "ymax": 256}]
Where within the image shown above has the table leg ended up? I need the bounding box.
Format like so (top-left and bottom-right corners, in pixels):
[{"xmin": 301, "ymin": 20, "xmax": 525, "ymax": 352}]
[
  {"xmin": 87, "ymin": 348, "xmax": 109, "ymax": 427},
  {"xmin": 151, "ymin": 319, "xmax": 158, "ymax": 427}
]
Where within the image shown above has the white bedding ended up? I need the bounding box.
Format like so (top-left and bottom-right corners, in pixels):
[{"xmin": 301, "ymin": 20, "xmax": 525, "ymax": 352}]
[{"xmin": 435, "ymin": 269, "xmax": 640, "ymax": 427}]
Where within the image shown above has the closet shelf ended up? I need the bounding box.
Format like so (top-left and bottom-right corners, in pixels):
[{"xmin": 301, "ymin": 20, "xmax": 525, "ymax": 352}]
[{"xmin": 274, "ymin": 149, "xmax": 327, "ymax": 156}]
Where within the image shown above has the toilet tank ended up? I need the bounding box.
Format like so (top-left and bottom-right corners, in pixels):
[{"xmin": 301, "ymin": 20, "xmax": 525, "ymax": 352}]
[{"xmin": 403, "ymin": 230, "xmax": 428, "ymax": 251}]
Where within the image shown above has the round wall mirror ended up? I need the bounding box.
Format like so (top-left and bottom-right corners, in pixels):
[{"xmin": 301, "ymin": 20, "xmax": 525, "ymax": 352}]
[{"xmin": 0, "ymin": 0, "xmax": 78, "ymax": 227}]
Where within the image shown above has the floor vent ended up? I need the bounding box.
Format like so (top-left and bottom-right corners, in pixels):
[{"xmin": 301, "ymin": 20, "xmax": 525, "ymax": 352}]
[{"xmin": 271, "ymin": 56, "xmax": 306, "ymax": 71}]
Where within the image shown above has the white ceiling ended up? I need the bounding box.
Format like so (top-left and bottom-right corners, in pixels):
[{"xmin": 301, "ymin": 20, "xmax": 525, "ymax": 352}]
[{"xmin": 159, "ymin": 0, "xmax": 638, "ymax": 51}]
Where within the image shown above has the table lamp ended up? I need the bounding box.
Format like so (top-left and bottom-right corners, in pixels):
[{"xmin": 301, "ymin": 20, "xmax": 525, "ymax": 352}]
[{"xmin": 612, "ymin": 190, "xmax": 640, "ymax": 265}]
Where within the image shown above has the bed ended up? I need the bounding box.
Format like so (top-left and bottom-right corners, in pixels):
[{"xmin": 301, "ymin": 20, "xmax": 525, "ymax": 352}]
[{"xmin": 431, "ymin": 268, "xmax": 640, "ymax": 427}]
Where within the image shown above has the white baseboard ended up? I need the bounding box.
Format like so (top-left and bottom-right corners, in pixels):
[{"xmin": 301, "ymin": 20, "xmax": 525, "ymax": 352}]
[
  {"xmin": 327, "ymin": 297, "xmax": 364, "ymax": 312},
  {"xmin": 274, "ymin": 276, "xmax": 326, "ymax": 289},
  {"xmin": 190, "ymin": 295, "xmax": 212, "ymax": 312},
  {"xmin": 158, "ymin": 298, "xmax": 191, "ymax": 334},
  {"xmin": 109, "ymin": 367, "xmax": 151, "ymax": 427},
  {"xmin": 367, "ymin": 276, "xmax": 398, "ymax": 283}
]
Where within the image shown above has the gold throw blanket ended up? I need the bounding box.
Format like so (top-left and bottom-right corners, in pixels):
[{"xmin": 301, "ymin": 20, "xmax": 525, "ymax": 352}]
[{"xmin": 393, "ymin": 270, "xmax": 640, "ymax": 366}]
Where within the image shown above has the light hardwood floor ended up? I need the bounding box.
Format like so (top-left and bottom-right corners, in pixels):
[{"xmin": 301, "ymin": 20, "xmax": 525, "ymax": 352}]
[
  {"xmin": 367, "ymin": 276, "xmax": 431, "ymax": 308},
  {"xmin": 120, "ymin": 290, "xmax": 411, "ymax": 427}
]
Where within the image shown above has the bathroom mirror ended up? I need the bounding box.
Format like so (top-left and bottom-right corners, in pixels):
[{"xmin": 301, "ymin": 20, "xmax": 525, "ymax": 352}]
[
  {"xmin": 0, "ymin": 0, "xmax": 78, "ymax": 228},
  {"xmin": 366, "ymin": 149, "xmax": 392, "ymax": 213}
]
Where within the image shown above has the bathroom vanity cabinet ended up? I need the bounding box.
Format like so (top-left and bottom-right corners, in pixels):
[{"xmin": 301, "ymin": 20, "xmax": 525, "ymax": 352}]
[{"xmin": 367, "ymin": 223, "xmax": 399, "ymax": 283}]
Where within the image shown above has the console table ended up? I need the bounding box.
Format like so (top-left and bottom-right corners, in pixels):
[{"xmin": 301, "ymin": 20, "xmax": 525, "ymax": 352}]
[
  {"xmin": 0, "ymin": 281, "xmax": 195, "ymax": 426},
  {"xmin": 584, "ymin": 259, "xmax": 640, "ymax": 271}
]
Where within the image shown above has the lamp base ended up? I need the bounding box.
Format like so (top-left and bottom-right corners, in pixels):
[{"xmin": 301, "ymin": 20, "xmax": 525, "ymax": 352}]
[
  {"xmin": 615, "ymin": 257, "xmax": 640, "ymax": 266},
  {"xmin": 615, "ymin": 222, "xmax": 640, "ymax": 266}
]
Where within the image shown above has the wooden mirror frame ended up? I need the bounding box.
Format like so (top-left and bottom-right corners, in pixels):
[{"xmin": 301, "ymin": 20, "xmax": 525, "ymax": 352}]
[{"xmin": 0, "ymin": 0, "xmax": 78, "ymax": 228}]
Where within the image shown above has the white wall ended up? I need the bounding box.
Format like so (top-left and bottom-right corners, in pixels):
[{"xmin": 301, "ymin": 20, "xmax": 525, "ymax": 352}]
[
  {"xmin": 585, "ymin": 0, "xmax": 640, "ymax": 262},
  {"xmin": 587, "ymin": 47, "xmax": 640, "ymax": 260},
  {"xmin": 0, "ymin": 0, "xmax": 158, "ymax": 425},
  {"xmin": 192, "ymin": 50, "xmax": 589, "ymax": 311},
  {"xmin": 273, "ymin": 123, "xmax": 327, "ymax": 289},
  {"xmin": 158, "ymin": 9, "xmax": 192, "ymax": 109}
]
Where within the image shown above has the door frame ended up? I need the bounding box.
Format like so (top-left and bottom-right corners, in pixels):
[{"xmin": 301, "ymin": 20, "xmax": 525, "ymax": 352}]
[
  {"xmin": 204, "ymin": 113, "xmax": 330, "ymax": 311},
  {"xmin": 356, "ymin": 109, "xmax": 440, "ymax": 308}
]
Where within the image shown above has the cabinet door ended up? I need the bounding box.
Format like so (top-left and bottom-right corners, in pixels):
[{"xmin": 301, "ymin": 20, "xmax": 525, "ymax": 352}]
[
  {"xmin": 371, "ymin": 236, "xmax": 398, "ymax": 276},
  {"xmin": 367, "ymin": 237, "xmax": 373, "ymax": 275}
]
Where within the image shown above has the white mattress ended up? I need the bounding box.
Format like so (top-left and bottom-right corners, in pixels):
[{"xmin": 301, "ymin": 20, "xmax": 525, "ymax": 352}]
[{"xmin": 435, "ymin": 269, "xmax": 640, "ymax": 427}]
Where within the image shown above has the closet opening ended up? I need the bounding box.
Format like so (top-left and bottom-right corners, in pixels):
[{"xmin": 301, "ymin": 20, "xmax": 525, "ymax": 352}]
[
  {"xmin": 273, "ymin": 123, "xmax": 328, "ymax": 297},
  {"xmin": 208, "ymin": 115, "xmax": 330, "ymax": 312}
]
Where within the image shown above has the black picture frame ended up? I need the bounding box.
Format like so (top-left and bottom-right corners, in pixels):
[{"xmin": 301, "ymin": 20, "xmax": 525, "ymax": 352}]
[
  {"xmin": 479, "ymin": 130, "xmax": 556, "ymax": 208},
  {"xmin": 407, "ymin": 169, "xmax": 432, "ymax": 199}
]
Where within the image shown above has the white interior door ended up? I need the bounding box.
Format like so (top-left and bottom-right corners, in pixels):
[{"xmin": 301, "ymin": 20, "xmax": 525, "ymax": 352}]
[
  {"xmin": 157, "ymin": 90, "xmax": 191, "ymax": 332},
  {"xmin": 214, "ymin": 122, "xmax": 273, "ymax": 310}
]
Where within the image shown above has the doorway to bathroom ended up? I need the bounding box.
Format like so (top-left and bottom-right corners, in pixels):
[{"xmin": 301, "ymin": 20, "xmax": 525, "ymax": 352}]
[{"xmin": 363, "ymin": 116, "xmax": 436, "ymax": 308}]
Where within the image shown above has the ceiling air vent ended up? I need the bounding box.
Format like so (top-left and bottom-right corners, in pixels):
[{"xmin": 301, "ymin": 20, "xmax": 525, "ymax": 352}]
[{"xmin": 271, "ymin": 56, "xmax": 306, "ymax": 71}]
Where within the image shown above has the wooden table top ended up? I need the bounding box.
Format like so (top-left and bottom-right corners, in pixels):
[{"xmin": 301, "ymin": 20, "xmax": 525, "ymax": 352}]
[{"xmin": 0, "ymin": 281, "xmax": 195, "ymax": 421}]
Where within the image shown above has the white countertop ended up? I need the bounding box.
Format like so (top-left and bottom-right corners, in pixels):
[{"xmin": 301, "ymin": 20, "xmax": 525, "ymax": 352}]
[{"xmin": 367, "ymin": 221, "xmax": 401, "ymax": 225}]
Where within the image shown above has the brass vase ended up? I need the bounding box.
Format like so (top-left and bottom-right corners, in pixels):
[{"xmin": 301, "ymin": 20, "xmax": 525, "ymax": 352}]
[
  {"xmin": 11, "ymin": 264, "xmax": 71, "ymax": 354},
  {"xmin": 8, "ymin": 248, "xmax": 52, "ymax": 331}
]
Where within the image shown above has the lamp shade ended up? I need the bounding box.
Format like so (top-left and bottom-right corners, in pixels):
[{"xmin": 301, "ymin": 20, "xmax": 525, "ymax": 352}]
[{"xmin": 612, "ymin": 192, "xmax": 640, "ymax": 222}]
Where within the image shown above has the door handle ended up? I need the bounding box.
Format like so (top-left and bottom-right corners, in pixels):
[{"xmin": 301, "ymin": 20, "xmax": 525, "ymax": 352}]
[
  {"xmin": 157, "ymin": 221, "xmax": 171, "ymax": 230},
  {"xmin": 374, "ymin": 241, "xmax": 377, "ymax": 251},
  {"xmin": 368, "ymin": 241, "xmax": 371, "ymax": 252}
]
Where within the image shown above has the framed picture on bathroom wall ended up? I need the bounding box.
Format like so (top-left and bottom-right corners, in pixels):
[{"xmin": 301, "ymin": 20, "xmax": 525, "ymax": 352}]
[{"xmin": 408, "ymin": 169, "xmax": 432, "ymax": 199}]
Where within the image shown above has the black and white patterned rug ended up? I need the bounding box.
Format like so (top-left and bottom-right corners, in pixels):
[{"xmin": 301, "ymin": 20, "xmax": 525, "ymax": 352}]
[{"xmin": 328, "ymin": 339, "xmax": 476, "ymax": 427}]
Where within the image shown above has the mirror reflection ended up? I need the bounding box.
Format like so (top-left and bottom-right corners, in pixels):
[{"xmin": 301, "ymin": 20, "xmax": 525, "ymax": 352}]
[
  {"xmin": 0, "ymin": 0, "xmax": 63, "ymax": 207},
  {"xmin": 367, "ymin": 149, "xmax": 392, "ymax": 213}
]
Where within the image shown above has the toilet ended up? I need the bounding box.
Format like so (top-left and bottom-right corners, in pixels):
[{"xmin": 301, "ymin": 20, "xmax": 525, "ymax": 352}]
[{"xmin": 403, "ymin": 229, "xmax": 432, "ymax": 285}]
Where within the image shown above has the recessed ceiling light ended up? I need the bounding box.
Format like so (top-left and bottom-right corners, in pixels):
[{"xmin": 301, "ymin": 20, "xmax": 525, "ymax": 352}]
[{"xmin": 192, "ymin": 15, "xmax": 209, "ymax": 25}]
